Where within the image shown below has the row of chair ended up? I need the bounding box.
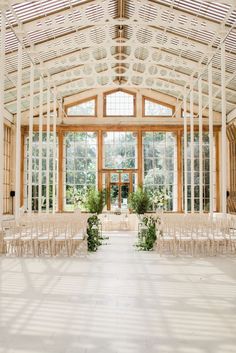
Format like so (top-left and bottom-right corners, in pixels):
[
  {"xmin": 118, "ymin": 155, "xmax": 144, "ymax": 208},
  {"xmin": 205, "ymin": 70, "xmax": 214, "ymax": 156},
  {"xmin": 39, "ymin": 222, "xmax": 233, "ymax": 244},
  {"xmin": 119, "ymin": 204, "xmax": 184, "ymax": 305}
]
[
  {"xmin": 0, "ymin": 213, "xmax": 89, "ymax": 257},
  {"xmin": 155, "ymin": 214, "xmax": 236, "ymax": 256}
]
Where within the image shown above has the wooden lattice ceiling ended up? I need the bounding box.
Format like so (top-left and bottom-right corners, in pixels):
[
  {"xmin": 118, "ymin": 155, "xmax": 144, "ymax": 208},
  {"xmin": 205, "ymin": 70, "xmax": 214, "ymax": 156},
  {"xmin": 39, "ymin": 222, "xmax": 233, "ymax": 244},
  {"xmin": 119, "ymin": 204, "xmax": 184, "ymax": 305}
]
[{"xmin": 1, "ymin": 0, "xmax": 236, "ymax": 116}]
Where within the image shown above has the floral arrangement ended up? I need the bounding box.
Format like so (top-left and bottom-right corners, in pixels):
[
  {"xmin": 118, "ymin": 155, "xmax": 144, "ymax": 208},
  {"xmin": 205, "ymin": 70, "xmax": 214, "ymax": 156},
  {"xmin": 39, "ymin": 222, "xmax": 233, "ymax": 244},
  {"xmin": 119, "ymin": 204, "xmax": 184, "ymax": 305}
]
[
  {"xmin": 150, "ymin": 189, "xmax": 169, "ymax": 210},
  {"xmin": 87, "ymin": 214, "xmax": 103, "ymax": 252},
  {"xmin": 73, "ymin": 188, "xmax": 87, "ymax": 209},
  {"xmin": 136, "ymin": 214, "xmax": 161, "ymax": 251}
]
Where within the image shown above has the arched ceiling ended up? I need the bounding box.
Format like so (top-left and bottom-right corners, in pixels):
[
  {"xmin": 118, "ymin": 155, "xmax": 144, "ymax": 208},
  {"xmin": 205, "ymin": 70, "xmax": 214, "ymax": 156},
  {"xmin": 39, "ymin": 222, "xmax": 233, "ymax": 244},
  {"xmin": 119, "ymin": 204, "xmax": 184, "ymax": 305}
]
[{"xmin": 1, "ymin": 0, "xmax": 236, "ymax": 116}]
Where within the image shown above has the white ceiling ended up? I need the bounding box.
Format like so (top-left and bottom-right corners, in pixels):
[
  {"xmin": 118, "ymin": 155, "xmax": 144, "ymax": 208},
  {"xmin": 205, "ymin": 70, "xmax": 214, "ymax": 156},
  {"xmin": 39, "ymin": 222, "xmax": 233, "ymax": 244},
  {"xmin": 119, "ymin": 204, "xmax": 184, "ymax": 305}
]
[{"xmin": 1, "ymin": 0, "xmax": 236, "ymax": 116}]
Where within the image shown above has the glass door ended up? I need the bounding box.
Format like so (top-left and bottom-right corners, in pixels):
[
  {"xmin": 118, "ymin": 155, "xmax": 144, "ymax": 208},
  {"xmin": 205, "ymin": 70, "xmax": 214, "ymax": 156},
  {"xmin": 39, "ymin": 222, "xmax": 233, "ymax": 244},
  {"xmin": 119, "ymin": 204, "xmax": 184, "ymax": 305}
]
[
  {"xmin": 121, "ymin": 184, "xmax": 129, "ymax": 209},
  {"xmin": 110, "ymin": 184, "xmax": 119, "ymax": 209},
  {"xmin": 109, "ymin": 183, "xmax": 129, "ymax": 210},
  {"xmin": 103, "ymin": 171, "xmax": 137, "ymax": 211}
]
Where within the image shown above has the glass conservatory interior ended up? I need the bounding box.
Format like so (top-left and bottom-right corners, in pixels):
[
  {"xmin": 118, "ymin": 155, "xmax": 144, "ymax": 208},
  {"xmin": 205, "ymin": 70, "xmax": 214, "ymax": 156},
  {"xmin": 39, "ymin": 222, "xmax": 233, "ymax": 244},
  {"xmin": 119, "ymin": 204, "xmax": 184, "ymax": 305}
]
[{"xmin": 0, "ymin": 1, "xmax": 236, "ymax": 352}]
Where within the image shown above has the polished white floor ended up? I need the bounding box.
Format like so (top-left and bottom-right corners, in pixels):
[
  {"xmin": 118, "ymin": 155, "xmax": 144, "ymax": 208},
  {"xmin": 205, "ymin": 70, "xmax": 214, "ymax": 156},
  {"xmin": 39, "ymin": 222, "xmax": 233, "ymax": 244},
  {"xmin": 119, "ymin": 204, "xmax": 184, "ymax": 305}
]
[{"xmin": 0, "ymin": 231, "xmax": 236, "ymax": 353}]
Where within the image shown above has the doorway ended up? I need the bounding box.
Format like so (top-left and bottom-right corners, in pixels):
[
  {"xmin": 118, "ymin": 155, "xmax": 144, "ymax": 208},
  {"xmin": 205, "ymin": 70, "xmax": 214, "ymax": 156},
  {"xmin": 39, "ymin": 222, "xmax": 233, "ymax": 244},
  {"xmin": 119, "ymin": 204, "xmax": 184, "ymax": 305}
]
[
  {"xmin": 102, "ymin": 171, "xmax": 137, "ymax": 211},
  {"xmin": 110, "ymin": 183, "xmax": 129, "ymax": 210}
]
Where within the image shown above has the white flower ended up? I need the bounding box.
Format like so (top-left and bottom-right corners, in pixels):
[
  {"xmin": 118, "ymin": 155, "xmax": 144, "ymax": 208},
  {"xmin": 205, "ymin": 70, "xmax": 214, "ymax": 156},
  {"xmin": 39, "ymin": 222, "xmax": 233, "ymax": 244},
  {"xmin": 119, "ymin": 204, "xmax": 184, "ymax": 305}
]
[{"xmin": 151, "ymin": 189, "xmax": 169, "ymax": 207}]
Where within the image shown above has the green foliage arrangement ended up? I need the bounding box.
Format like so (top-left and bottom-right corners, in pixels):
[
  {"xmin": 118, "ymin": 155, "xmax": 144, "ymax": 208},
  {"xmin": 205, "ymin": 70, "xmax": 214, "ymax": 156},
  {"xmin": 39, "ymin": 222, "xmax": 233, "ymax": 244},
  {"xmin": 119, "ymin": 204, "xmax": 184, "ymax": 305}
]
[
  {"xmin": 80, "ymin": 188, "xmax": 108, "ymax": 252},
  {"xmin": 136, "ymin": 215, "xmax": 161, "ymax": 251},
  {"xmin": 87, "ymin": 215, "xmax": 102, "ymax": 252},
  {"xmin": 77, "ymin": 188, "xmax": 106, "ymax": 214},
  {"xmin": 128, "ymin": 186, "xmax": 151, "ymax": 214}
]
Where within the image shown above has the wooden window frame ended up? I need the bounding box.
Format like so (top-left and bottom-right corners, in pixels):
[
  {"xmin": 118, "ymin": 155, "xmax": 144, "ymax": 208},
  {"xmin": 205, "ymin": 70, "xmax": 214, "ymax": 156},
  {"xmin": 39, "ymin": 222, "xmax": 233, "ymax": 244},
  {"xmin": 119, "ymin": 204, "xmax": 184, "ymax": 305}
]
[
  {"xmin": 142, "ymin": 130, "xmax": 179, "ymax": 212},
  {"xmin": 22, "ymin": 131, "xmax": 59, "ymax": 212},
  {"xmin": 65, "ymin": 96, "xmax": 97, "ymax": 117},
  {"xmin": 63, "ymin": 131, "xmax": 98, "ymax": 211},
  {"xmin": 21, "ymin": 124, "xmax": 220, "ymax": 213},
  {"xmin": 143, "ymin": 96, "xmax": 174, "ymax": 117},
  {"xmin": 3, "ymin": 125, "xmax": 11, "ymax": 214},
  {"xmin": 102, "ymin": 131, "xmax": 138, "ymax": 170},
  {"xmin": 227, "ymin": 124, "xmax": 236, "ymax": 213},
  {"xmin": 104, "ymin": 89, "xmax": 136, "ymax": 117}
]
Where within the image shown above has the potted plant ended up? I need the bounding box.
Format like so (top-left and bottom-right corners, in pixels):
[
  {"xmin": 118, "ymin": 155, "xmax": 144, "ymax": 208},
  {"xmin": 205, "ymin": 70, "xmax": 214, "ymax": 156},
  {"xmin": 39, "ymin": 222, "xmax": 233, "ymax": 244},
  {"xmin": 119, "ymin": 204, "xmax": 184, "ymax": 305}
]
[
  {"xmin": 136, "ymin": 214, "xmax": 161, "ymax": 251},
  {"xmin": 82, "ymin": 188, "xmax": 106, "ymax": 214},
  {"xmin": 78, "ymin": 188, "xmax": 107, "ymax": 252},
  {"xmin": 86, "ymin": 214, "xmax": 102, "ymax": 252},
  {"xmin": 128, "ymin": 186, "xmax": 151, "ymax": 215}
]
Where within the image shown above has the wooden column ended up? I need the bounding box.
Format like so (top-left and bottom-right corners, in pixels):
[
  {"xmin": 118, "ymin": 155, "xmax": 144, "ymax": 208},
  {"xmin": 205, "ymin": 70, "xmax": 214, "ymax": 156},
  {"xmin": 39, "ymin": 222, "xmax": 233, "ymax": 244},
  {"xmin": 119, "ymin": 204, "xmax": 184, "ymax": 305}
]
[
  {"xmin": 190, "ymin": 82, "xmax": 194, "ymax": 213},
  {"xmin": 177, "ymin": 129, "xmax": 183, "ymax": 212},
  {"xmin": 58, "ymin": 129, "xmax": 64, "ymax": 212},
  {"xmin": 20, "ymin": 128, "xmax": 25, "ymax": 207},
  {"xmin": 221, "ymin": 42, "xmax": 227, "ymax": 214},
  {"xmin": 46, "ymin": 80, "xmax": 50, "ymax": 213},
  {"xmin": 0, "ymin": 9, "xmax": 6, "ymax": 219},
  {"xmin": 198, "ymin": 76, "xmax": 203, "ymax": 213},
  {"xmin": 107, "ymin": 172, "xmax": 111, "ymax": 211},
  {"xmin": 97, "ymin": 93, "xmax": 103, "ymax": 119},
  {"xmin": 183, "ymin": 89, "xmax": 188, "ymax": 213},
  {"xmin": 137, "ymin": 130, "xmax": 143, "ymax": 186},
  {"xmin": 15, "ymin": 41, "xmax": 22, "ymax": 219},
  {"xmin": 215, "ymin": 131, "xmax": 220, "ymax": 212},
  {"xmin": 38, "ymin": 77, "xmax": 43, "ymax": 213},
  {"xmin": 208, "ymin": 61, "xmax": 214, "ymax": 217},
  {"xmin": 98, "ymin": 130, "xmax": 103, "ymax": 191},
  {"xmin": 136, "ymin": 90, "xmax": 142, "ymax": 118},
  {"xmin": 52, "ymin": 88, "xmax": 57, "ymax": 214},
  {"xmin": 28, "ymin": 62, "xmax": 34, "ymax": 214},
  {"xmin": 227, "ymin": 124, "xmax": 236, "ymax": 212}
]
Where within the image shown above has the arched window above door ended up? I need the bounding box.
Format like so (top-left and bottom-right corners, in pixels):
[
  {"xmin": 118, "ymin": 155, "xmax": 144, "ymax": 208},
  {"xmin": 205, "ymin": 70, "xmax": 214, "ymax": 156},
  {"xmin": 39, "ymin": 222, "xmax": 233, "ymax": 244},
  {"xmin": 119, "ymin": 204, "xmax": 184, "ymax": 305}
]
[{"xmin": 104, "ymin": 90, "xmax": 135, "ymax": 116}]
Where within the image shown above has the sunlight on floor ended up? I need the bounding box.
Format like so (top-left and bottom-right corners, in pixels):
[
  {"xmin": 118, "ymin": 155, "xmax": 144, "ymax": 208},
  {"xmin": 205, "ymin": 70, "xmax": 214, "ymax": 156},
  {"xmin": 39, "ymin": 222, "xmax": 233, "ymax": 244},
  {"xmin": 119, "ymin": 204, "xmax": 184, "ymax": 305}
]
[{"xmin": 0, "ymin": 232, "xmax": 236, "ymax": 353}]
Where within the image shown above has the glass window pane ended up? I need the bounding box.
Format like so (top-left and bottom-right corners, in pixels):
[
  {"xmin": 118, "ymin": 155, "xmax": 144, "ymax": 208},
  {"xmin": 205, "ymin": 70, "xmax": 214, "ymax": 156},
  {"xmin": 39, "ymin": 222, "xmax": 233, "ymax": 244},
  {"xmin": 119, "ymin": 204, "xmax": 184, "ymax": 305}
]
[
  {"xmin": 103, "ymin": 132, "xmax": 137, "ymax": 169},
  {"xmin": 111, "ymin": 173, "xmax": 119, "ymax": 182},
  {"xmin": 106, "ymin": 91, "xmax": 134, "ymax": 116},
  {"xmin": 24, "ymin": 132, "xmax": 58, "ymax": 212},
  {"xmin": 121, "ymin": 173, "xmax": 129, "ymax": 182},
  {"xmin": 145, "ymin": 99, "xmax": 172, "ymax": 116},
  {"xmin": 143, "ymin": 132, "xmax": 177, "ymax": 211},
  {"xmin": 182, "ymin": 132, "xmax": 216, "ymax": 212},
  {"xmin": 67, "ymin": 99, "xmax": 96, "ymax": 116},
  {"xmin": 64, "ymin": 132, "xmax": 97, "ymax": 211}
]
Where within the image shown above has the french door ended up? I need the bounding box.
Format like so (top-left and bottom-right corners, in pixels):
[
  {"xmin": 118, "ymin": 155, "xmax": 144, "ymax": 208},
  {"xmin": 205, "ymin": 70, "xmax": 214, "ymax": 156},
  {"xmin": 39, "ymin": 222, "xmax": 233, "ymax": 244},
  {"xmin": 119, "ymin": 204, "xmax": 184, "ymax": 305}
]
[
  {"xmin": 102, "ymin": 171, "xmax": 137, "ymax": 211},
  {"xmin": 110, "ymin": 183, "xmax": 129, "ymax": 210}
]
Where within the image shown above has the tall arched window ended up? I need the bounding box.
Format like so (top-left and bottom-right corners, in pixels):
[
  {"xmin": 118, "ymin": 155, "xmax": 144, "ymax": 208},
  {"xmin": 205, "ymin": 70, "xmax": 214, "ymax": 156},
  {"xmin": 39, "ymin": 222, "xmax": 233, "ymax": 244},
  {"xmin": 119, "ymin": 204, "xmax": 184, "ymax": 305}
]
[
  {"xmin": 143, "ymin": 132, "xmax": 178, "ymax": 211},
  {"xmin": 64, "ymin": 132, "xmax": 97, "ymax": 211},
  {"xmin": 182, "ymin": 132, "xmax": 216, "ymax": 212},
  {"xmin": 24, "ymin": 133, "xmax": 58, "ymax": 212}
]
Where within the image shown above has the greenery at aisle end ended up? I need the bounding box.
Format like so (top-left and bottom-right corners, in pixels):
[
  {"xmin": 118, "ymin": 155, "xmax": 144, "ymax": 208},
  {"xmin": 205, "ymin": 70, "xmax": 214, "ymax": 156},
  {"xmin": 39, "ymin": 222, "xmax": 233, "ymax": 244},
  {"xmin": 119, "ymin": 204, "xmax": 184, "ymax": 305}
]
[
  {"xmin": 87, "ymin": 214, "xmax": 103, "ymax": 252},
  {"xmin": 75, "ymin": 187, "xmax": 107, "ymax": 214},
  {"xmin": 128, "ymin": 186, "xmax": 169, "ymax": 213},
  {"xmin": 128, "ymin": 186, "xmax": 165, "ymax": 250},
  {"xmin": 78, "ymin": 188, "xmax": 108, "ymax": 252},
  {"xmin": 128, "ymin": 186, "xmax": 151, "ymax": 214},
  {"xmin": 136, "ymin": 215, "xmax": 161, "ymax": 251}
]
